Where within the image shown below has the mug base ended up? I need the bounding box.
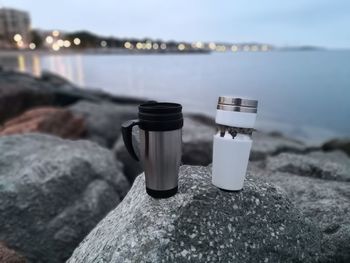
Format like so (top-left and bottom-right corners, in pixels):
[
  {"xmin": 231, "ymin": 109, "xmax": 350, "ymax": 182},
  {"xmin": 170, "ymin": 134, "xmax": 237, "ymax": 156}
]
[
  {"xmin": 218, "ymin": 187, "xmax": 242, "ymax": 192},
  {"xmin": 146, "ymin": 186, "xmax": 178, "ymax": 198}
]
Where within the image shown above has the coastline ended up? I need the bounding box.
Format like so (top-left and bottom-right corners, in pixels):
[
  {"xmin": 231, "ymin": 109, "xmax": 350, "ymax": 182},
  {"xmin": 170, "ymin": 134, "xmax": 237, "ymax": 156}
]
[{"xmin": 0, "ymin": 48, "xmax": 211, "ymax": 58}]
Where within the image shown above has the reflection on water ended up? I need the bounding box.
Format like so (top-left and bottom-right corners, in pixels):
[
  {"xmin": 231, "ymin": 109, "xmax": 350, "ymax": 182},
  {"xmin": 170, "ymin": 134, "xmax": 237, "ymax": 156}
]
[
  {"xmin": 0, "ymin": 51, "xmax": 349, "ymax": 143},
  {"xmin": 9, "ymin": 54, "xmax": 85, "ymax": 86},
  {"xmin": 17, "ymin": 55, "xmax": 26, "ymax": 73}
]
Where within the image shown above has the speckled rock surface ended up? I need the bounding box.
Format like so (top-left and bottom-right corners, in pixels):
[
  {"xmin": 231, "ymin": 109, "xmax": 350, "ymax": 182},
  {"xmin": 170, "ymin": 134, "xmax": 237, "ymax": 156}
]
[
  {"xmin": 68, "ymin": 165, "xmax": 321, "ymax": 263},
  {"xmin": 0, "ymin": 134, "xmax": 129, "ymax": 263},
  {"xmin": 251, "ymin": 132, "xmax": 308, "ymax": 161},
  {"xmin": 249, "ymin": 151, "xmax": 350, "ymax": 262},
  {"xmin": 70, "ymin": 101, "xmax": 138, "ymax": 148}
]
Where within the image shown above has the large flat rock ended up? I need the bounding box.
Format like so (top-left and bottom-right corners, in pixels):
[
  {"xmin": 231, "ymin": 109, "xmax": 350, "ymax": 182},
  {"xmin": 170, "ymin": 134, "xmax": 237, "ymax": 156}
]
[
  {"xmin": 0, "ymin": 134, "xmax": 129, "ymax": 263},
  {"xmin": 68, "ymin": 165, "xmax": 321, "ymax": 263},
  {"xmin": 249, "ymin": 150, "xmax": 350, "ymax": 262}
]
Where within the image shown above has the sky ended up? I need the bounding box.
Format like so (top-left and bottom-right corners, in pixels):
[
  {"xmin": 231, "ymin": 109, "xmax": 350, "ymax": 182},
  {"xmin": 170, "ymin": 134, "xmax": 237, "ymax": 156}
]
[{"xmin": 2, "ymin": 0, "xmax": 350, "ymax": 48}]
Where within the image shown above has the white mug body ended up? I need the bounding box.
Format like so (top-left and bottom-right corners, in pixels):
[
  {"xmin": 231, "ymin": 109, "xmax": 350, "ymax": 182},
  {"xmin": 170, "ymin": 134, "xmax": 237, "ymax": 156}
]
[{"xmin": 212, "ymin": 133, "xmax": 252, "ymax": 191}]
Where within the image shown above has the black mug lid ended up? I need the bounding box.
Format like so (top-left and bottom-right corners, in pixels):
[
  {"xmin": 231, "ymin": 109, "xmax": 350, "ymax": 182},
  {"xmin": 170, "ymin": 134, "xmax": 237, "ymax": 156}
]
[{"xmin": 138, "ymin": 102, "xmax": 183, "ymax": 131}]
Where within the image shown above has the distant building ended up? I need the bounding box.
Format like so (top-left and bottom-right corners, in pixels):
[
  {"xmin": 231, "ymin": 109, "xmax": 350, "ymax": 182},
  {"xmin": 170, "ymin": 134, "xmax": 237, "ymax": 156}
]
[{"xmin": 0, "ymin": 7, "xmax": 31, "ymax": 48}]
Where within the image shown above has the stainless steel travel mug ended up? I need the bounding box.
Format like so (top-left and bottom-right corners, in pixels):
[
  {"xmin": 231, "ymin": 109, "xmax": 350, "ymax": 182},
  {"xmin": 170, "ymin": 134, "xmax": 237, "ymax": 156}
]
[
  {"xmin": 212, "ymin": 96, "xmax": 258, "ymax": 191},
  {"xmin": 122, "ymin": 102, "xmax": 183, "ymax": 198}
]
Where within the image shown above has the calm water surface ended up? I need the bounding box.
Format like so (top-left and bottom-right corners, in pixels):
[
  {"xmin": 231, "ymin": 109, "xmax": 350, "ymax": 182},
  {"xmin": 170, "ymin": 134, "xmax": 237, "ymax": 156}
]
[{"xmin": 1, "ymin": 51, "xmax": 350, "ymax": 143}]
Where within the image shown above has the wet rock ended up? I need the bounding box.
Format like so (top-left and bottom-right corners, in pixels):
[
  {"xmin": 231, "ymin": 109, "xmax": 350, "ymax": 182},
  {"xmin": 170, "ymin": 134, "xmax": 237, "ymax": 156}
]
[
  {"xmin": 0, "ymin": 73, "xmax": 55, "ymax": 123},
  {"xmin": 40, "ymin": 71, "xmax": 145, "ymax": 105},
  {"xmin": 265, "ymin": 151, "xmax": 350, "ymax": 182},
  {"xmin": 251, "ymin": 132, "xmax": 308, "ymax": 161},
  {"xmin": 249, "ymin": 151, "xmax": 350, "ymax": 262},
  {"xmin": 0, "ymin": 134, "xmax": 129, "ymax": 263},
  {"xmin": 68, "ymin": 165, "xmax": 321, "ymax": 263},
  {"xmin": 70, "ymin": 101, "xmax": 138, "ymax": 148},
  {"xmin": 0, "ymin": 107, "xmax": 85, "ymax": 139},
  {"xmin": 323, "ymin": 138, "xmax": 350, "ymax": 157},
  {"xmin": 182, "ymin": 116, "xmax": 216, "ymax": 165},
  {"xmin": 0, "ymin": 242, "xmax": 26, "ymax": 263}
]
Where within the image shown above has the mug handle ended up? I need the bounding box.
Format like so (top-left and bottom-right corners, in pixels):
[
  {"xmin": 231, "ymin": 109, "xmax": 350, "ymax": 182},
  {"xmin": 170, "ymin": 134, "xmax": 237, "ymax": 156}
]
[{"xmin": 121, "ymin": 119, "xmax": 140, "ymax": 161}]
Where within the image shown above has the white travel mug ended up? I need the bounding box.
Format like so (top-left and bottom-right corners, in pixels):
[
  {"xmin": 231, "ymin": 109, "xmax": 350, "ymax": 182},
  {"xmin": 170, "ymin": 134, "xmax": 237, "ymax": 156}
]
[{"xmin": 212, "ymin": 96, "xmax": 258, "ymax": 191}]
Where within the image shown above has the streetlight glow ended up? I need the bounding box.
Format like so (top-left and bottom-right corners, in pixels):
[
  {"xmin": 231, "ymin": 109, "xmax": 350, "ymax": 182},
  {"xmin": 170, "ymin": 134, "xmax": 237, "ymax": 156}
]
[
  {"xmin": 52, "ymin": 30, "xmax": 60, "ymax": 37},
  {"xmin": 52, "ymin": 43, "xmax": 60, "ymax": 51},
  {"xmin": 177, "ymin": 43, "xmax": 185, "ymax": 51},
  {"xmin": 29, "ymin": 43, "xmax": 36, "ymax": 50},
  {"xmin": 63, "ymin": 40, "xmax": 71, "ymax": 48},
  {"xmin": 124, "ymin": 41, "xmax": 131, "ymax": 49},
  {"xmin": 57, "ymin": 39, "xmax": 64, "ymax": 47},
  {"xmin": 208, "ymin": 42, "xmax": 216, "ymax": 50},
  {"xmin": 46, "ymin": 36, "xmax": 54, "ymax": 44},
  {"xmin": 13, "ymin": 34, "xmax": 22, "ymax": 42},
  {"xmin": 153, "ymin": 43, "xmax": 159, "ymax": 50},
  {"xmin": 100, "ymin": 40, "xmax": 107, "ymax": 47},
  {"xmin": 136, "ymin": 42, "xmax": 143, "ymax": 49},
  {"xmin": 73, "ymin": 38, "xmax": 81, "ymax": 45}
]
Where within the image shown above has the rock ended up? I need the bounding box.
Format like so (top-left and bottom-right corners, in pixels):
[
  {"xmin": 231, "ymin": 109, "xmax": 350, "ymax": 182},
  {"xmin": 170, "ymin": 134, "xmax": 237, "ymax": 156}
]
[
  {"xmin": 249, "ymin": 150, "xmax": 350, "ymax": 262},
  {"xmin": 0, "ymin": 107, "xmax": 85, "ymax": 139},
  {"xmin": 182, "ymin": 116, "xmax": 216, "ymax": 165},
  {"xmin": 265, "ymin": 151, "xmax": 350, "ymax": 182},
  {"xmin": 68, "ymin": 165, "xmax": 321, "ymax": 263},
  {"xmin": 70, "ymin": 101, "xmax": 138, "ymax": 148},
  {"xmin": 0, "ymin": 242, "xmax": 26, "ymax": 263},
  {"xmin": 323, "ymin": 138, "xmax": 350, "ymax": 157},
  {"xmin": 39, "ymin": 71, "xmax": 146, "ymax": 106},
  {"xmin": 0, "ymin": 73, "xmax": 54, "ymax": 124},
  {"xmin": 0, "ymin": 134, "xmax": 129, "ymax": 263},
  {"xmin": 113, "ymin": 115, "xmax": 216, "ymax": 183},
  {"xmin": 251, "ymin": 132, "xmax": 308, "ymax": 161}
]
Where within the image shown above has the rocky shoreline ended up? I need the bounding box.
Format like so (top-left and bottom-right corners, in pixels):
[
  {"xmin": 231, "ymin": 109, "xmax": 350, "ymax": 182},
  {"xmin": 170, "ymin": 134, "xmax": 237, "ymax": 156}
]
[{"xmin": 0, "ymin": 69, "xmax": 349, "ymax": 262}]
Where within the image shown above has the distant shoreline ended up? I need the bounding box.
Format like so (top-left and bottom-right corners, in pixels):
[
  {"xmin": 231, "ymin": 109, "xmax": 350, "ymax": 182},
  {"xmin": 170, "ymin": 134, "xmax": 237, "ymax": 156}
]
[{"xmin": 0, "ymin": 48, "xmax": 211, "ymax": 57}]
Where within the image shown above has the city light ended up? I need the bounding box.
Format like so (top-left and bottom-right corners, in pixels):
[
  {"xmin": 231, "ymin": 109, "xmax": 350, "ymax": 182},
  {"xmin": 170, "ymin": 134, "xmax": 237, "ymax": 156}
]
[
  {"xmin": 17, "ymin": 40, "xmax": 24, "ymax": 48},
  {"xmin": 261, "ymin": 45, "xmax": 269, "ymax": 51},
  {"xmin": 52, "ymin": 30, "xmax": 60, "ymax": 37},
  {"xmin": 46, "ymin": 36, "xmax": 54, "ymax": 44},
  {"xmin": 160, "ymin": 43, "xmax": 167, "ymax": 50},
  {"xmin": 63, "ymin": 40, "xmax": 71, "ymax": 48},
  {"xmin": 216, "ymin": 45, "xmax": 226, "ymax": 52},
  {"xmin": 124, "ymin": 41, "xmax": 131, "ymax": 49},
  {"xmin": 136, "ymin": 42, "xmax": 143, "ymax": 49},
  {"xmin": 57, "ymin": 39, "xmax": 64, "ymax": 47},
  {"xmin": 145, "ymin": 42, "xmax": 152, "ymax": 50},
  {"xmin": 152, "ymin": 43, "xmax": 159, "ymax": 50},
  {"xmin": 195, "ymin": 41, "xmax": 203, "ymax": 48},
  {"xmin": 251, "ymin": 45, "xmax": 259, "ymax": 52},
  {"xmin": 52, "ymin": 43, "xmax": 60, "ymax": 51},
  {"xmin": 13, "ymin": 33, "xmax": 22, "ymax": 42},
  {"xmin": 177, "ymin": 43, "xmax": 185, "ymax": 51},
  {"xmin": 29, "ymin": 43, "xmax": 36, "ymax": 50},
  {"xmin": 208, "ymin": 42, "xmax": 216, "ymax": 50},
  {"xmin": 100, "ymin": 40, "xmax": 107, "ymax": 47},
  {"xmin": 73, "ymin": 38, "xmax": 81, "ymax": 45}
]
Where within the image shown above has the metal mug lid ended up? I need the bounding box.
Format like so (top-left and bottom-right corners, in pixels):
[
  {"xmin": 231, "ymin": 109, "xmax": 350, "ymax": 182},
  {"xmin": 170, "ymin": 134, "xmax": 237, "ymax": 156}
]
[{"xmin": 217, "ymin": 96, "xmax": 258, "ymax": 113}]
